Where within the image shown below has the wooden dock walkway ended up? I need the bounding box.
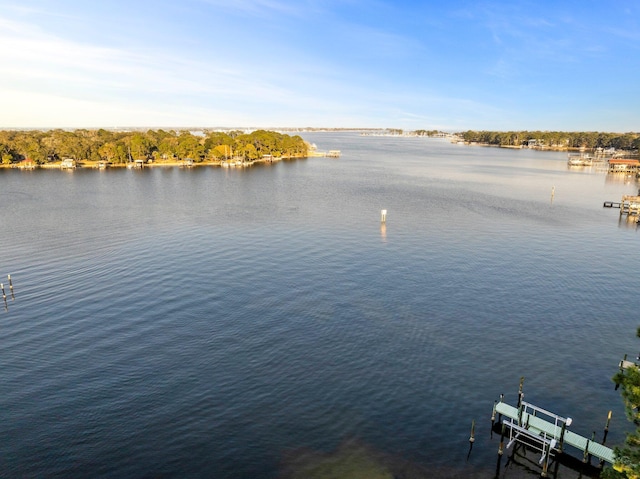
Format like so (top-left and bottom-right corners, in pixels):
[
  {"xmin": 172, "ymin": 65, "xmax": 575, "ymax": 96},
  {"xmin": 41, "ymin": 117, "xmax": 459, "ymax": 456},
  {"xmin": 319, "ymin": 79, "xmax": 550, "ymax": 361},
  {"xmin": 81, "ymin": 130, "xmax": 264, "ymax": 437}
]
[
  {"xmin": 618, "ymin": 353, "xmax": 639, "ymax": 371},
  {"xmin": 604, "ymin": 194, "xmax": 640, "ymax": 222},
  {"xmin": 494, "ymin": 399, "xmax": 614, "ymax": 465},
  {"xmin": 603, "ymin": 201, "xmax": 621, "ymax": 208}
]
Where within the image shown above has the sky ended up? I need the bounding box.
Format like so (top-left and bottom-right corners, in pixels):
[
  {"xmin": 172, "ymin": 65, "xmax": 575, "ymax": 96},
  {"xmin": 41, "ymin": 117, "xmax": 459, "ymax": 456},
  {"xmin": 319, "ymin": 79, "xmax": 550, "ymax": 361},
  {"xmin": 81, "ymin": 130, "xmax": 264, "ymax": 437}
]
[{"xmin": 0, "ymin": 0, "xmax": 638, "ymax": 131}]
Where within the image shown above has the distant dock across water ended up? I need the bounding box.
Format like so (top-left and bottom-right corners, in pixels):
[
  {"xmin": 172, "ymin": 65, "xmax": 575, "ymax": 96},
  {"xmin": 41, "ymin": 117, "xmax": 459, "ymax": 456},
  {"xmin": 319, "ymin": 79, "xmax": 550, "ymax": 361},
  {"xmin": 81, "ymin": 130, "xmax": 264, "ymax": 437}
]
[
  {"xmin": 8, "ymin": 152, "xmax": 333, "ymax": 170},
  {"xmin": 308, "ymin": 149, "xmax": 341, "ymax": 158},
  {"xmin": 603, "ymin": 193, "xmax": 640, "ymax": 223}
]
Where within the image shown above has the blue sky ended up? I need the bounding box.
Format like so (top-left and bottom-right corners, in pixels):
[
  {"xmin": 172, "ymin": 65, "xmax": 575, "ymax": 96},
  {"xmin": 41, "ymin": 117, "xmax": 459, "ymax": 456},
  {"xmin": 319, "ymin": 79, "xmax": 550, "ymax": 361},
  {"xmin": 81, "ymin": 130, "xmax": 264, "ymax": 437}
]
[{"xmin": 0, "ymin": 0, "xmax": 638, "ymax": 131}]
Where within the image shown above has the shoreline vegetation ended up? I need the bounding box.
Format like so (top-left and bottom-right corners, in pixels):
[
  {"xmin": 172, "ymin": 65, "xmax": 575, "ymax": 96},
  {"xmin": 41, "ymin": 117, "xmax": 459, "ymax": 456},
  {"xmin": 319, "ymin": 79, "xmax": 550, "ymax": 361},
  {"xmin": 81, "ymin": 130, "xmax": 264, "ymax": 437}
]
[
  {"xmin": 361, "ymin": 128, "xmax": 640, "ymax": 153},
  {"xmin": 455, "ymin": 130, "xmax": 640, "ymax": 153},
  {"xmin": 2, "ymin": 128, "xmax": 639, "ymax": 170},
  {"xmin": 0, "ymin": 128, "xmax": 309, "ymax": 170}
]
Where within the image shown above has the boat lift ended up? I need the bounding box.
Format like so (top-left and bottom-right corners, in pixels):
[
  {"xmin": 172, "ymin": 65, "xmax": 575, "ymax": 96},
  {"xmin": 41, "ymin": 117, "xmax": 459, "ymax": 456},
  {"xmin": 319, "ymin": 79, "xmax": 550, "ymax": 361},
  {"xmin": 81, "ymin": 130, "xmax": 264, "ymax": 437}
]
[{"xmin": 491, "ymin": 380, "xmax": 614, "ymax": 477}]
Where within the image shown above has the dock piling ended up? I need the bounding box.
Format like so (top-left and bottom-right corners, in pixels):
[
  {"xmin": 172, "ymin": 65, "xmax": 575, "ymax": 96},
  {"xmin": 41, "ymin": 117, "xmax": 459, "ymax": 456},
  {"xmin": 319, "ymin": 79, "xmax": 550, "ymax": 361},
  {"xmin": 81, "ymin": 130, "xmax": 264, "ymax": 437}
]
[
  {"xmin": 8, "ymin": 274, "xmax": 14, "ymax": 300},
  {"xmin": 540, "ymin": 439, "xmax": 556, "ymax": 477},
  {"xmin": 466, "ymin": 419, "xmax": 476, "ymax": 461},
  {"xmin": 380, "ymin": 209, "xmax": 387, "ymax": 223},
  {"xmin": 494, "ymin": 450, "xmax": 503, "ymax": 479},
  {"xmin": 1, "ymin": 283, "xmax": 6, "ymax": 311},
  {"xmin": 583, "ymin": 432, "xmax": 595, "ymax": 463},
  {"xmin": 517, "ymin": 377, "xmax": 524, "ymax": 408},
  {"xmin": 498, "ymin": 424, "xmax": 506, "ymax": 456},
  {"xmin": 558, "ymin": 418, "xmax": 570, "ymax": 452},
  {"xmin": 469, "ymin": 419, "xmax": 475, "ymax": 443},
  {"xmin": 602, "ymin": 410, "xmax": 611, "ymax": 445}
]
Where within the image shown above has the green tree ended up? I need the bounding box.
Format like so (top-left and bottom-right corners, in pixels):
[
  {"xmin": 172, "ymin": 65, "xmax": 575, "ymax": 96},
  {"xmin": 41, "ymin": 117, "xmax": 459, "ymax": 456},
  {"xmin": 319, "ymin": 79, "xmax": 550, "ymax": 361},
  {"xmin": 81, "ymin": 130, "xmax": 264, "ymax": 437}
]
[
  {"xmin": 282, "ymin": 135, "xmax": 307, "ymax": 157},
  {"xmin": 57, "ymin": 130, "xmax": 91, "ymax": 160},
  {"xmin": 607, "ymin": 327, "xmax": 640, "ymax": 479},
  {"xmin": 14, "ymin": 133, "xmax": 46, "ymax": 163},
  {"xmin": 210, "ymin": 144, "xmax": 230, "ymax": 159},
  {"xmin": 98, "ymin": 142, "xmax": 118, "ymax": 162},
  {"xmin": 176, "ymin": 132, "xmax": 204, "ymax": 161},
  {"xmin": 1, "ymin": 141, "xmax": 14, "ymax": 164},
  {"xmin": 158, "ymin": 133, "xmax": 179, "ymax": 160},
  {"xmin": 204, "ymin": 131, "xmax": 233, "ymax": 150},
  {"xmin": 241, "ymin": 142, "xmax": 258, "ymax": 160},
  {"xmin": 130, "ymin": 132, "xmax": 153, "ymax": 160}
]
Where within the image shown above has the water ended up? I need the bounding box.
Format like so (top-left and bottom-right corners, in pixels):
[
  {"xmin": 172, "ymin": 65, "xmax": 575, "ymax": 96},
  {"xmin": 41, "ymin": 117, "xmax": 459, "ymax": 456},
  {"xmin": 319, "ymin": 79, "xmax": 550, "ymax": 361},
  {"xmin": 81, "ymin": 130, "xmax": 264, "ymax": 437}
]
[{"xmin": 1, "ymin": 133, "xmax": 638, "ymax": 478}]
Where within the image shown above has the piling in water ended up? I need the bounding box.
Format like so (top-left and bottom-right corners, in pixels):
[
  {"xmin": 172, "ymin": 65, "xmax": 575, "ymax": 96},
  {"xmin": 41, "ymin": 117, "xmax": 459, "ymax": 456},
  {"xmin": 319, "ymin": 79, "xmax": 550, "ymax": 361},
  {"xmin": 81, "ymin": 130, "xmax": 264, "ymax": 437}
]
[
  {"xmin": 602, "ymin": 410, "xmax": 611, "ymax": 445},
  {"xmin": 8, "ymin": 274, "xmax": 14, "ymax": 300},
  {"xmin": 1, "ymin": 283, "xmax": 6, "ymax": 311},
  {"xmin": 517, "ymin": 376, "xmax": 524, "ymax": 407},
  {"xmin": 498, "ymin": 424, "xmax": 505, "ymax": 456}
]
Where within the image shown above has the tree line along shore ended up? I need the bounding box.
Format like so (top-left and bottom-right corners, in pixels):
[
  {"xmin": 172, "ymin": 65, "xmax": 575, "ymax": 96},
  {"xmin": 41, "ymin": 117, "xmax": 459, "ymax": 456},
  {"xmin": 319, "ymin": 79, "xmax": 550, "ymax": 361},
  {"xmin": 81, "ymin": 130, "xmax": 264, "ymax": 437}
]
[
  {"xmin": 0, "ymin": 129, "xmax": 308, "ymax": 168},
  {"xmin": 3, "ymin": 128, "xmax": 640, "ymax": 169},
  {"xmin": 458, "ymin": 130, "xmax": 640, "ymax": 151}
]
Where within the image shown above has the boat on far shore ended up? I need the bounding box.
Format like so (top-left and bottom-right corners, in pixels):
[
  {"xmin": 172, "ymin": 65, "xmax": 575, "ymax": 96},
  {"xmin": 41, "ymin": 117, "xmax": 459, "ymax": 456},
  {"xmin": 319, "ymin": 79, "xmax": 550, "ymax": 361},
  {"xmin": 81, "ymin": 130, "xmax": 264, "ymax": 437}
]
[
  {"xmin": 567, "ymin": 153, "xmax": 594, "ymax": 166},
  {"xmin": 127, "ymin": 159, "xmax": 145, "ymax": 169}
]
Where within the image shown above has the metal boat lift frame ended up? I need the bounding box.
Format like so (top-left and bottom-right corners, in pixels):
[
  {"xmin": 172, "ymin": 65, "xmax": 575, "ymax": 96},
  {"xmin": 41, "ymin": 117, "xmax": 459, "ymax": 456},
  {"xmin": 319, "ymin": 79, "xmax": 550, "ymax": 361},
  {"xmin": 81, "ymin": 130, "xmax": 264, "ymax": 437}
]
[{"xmin": 494, "ymin": 397, "xmax": 614, "ymax": 477}]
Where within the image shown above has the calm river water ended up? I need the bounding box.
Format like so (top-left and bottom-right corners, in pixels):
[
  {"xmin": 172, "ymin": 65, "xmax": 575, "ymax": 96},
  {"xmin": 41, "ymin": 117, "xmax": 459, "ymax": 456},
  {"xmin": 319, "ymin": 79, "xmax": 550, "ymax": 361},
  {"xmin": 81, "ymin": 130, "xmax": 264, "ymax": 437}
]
[{"xmin": 1, "ymin": 133, "xmax": 638, "ymax": 478}]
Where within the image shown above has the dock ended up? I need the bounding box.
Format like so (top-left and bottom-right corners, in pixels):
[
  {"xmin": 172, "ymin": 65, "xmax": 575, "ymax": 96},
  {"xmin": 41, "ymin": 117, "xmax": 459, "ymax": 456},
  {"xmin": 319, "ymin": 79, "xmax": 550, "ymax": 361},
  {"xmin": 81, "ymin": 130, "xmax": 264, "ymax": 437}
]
[
  {"xmin": 618, "ymin": 352, "xmax": 639, "ymax": 372},
  {"xmin": 608, "ymin": 158, "xmax": 640, "ymax": 174},
  {"xmin": 567, "ymin": 153, "xmax": 595, "ymax": 166},
  {"xmin": 490, "ymin": 379, "xmax": 615, "ymax": 476},
  {"xmin": 494, "ymin": 400, "xmax": 614, "ymax": 463},
  {"xmin": 603, "ymin": 194, "xmax": 640, "ymax": 222},
  {"xmin": 305, "ymin": 141, "xmax": 341, "ymax": 158}
]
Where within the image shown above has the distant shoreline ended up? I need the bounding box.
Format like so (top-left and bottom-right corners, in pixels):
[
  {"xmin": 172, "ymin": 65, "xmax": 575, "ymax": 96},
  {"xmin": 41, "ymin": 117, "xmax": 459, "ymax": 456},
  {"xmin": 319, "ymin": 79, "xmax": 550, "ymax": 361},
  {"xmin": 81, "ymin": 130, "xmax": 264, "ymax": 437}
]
[{"xmin": 455, "ymin": 141, "xmax": 586, "ymax": 152}]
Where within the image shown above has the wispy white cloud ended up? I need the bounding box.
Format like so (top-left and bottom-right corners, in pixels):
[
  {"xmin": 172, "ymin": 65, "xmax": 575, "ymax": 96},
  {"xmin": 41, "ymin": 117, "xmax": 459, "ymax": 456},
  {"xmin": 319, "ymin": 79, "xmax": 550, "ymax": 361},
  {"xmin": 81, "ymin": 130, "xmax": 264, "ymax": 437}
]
[
  {"xmin": 0, "ymin": 0, "xmax": 637, "ymax": 130},
  {"xmin": 0, "ymin": 10, "xmax": 372, "ymax": 127},
  {"xmin": 0, "ymin": 14, "xmax": 286, "ymax": 97},
  {"xmin": 195, "ymin": 0, "xmax": 310, "ymax": 18},
  {"xmin": 0, "ymin": 17, "xmax": 134, "ymax": 86}
]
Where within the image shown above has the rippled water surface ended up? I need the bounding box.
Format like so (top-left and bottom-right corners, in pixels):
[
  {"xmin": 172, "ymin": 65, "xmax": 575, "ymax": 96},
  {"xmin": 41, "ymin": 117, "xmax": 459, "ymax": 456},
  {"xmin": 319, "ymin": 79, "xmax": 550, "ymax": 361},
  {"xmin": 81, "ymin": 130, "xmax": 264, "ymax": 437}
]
[{"xmin": 1, "ymin": 133, "xmax": 639, "ymax": 478}]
